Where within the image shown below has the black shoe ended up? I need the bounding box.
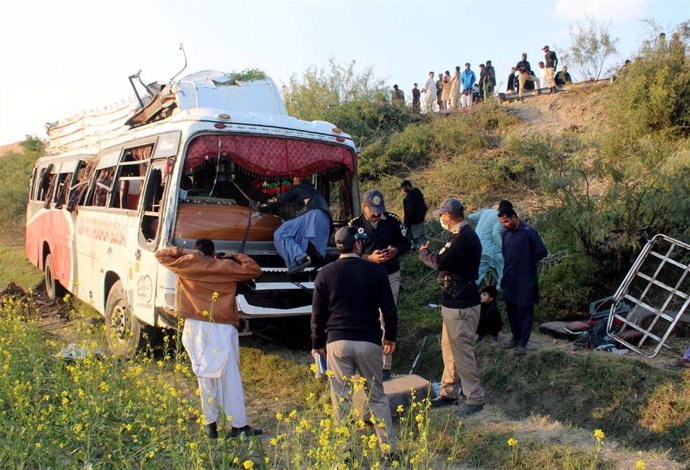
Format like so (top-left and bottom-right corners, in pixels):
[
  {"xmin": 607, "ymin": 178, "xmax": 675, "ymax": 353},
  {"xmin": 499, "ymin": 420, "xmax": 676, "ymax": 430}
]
[
  {"xmin": 512, "ymin": 346, "xmax": 527, "ymax": 357},
  {"xmin": 227, "ymin": 425, "xmax": 263, "ymax": 438},
  {"xmin": 382, "ymin": 369, "xmax": 392, "ymax": 381},
  {"xmin": 206, "ymin": 422, "xmax": 218, "ymax": 439},
  {"xmin": 455, "ymin": 403, "xmax": 484, "ymax": 417},
  {"xmin": 503, "ymin": 339, "xmax": 518, "ymax": 349},
  {"xmin": 430, "ymin": 395, "xmax": 457, "ymax": 408},
  {"xmin": 287, "ymin": 256, "xmax": 311, "ymax": 275}
]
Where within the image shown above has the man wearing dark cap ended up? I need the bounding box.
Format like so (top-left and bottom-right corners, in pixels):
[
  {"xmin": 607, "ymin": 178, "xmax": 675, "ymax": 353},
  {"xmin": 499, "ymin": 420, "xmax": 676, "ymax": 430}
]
[
  {"xmin": 400, "ymin": 179, "xmax": 427, "ymax": 248},
  {"xmin": 349, "ymin": 190, "xmax": 411, "ymax": 381},
  {"xmin": 419, "ymin": 198, "xmax": 485, "ymax": 417},
  {"xmin": 542, "ymin": 45, "xmax": 559, "ymax": 94},
  {"xmin": 311, "ymin": 226, "xmax": 398, "ymax": 453}
]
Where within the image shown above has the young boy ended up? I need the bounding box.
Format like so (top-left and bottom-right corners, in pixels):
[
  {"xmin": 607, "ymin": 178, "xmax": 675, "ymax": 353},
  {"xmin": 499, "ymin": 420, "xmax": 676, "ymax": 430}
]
[{"xmin": 477, "ymin": 286, "xmax": 502, "ymax": 342}]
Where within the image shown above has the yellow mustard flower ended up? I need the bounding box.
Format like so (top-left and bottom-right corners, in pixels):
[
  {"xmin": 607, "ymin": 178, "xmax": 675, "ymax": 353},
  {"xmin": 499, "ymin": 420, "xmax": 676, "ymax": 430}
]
[
  {"xmin": 594, "ymin": 429, "xmax": 605, "ymax": 442},
  {"xmin": 636, "ymin": 460, "xmax": 646, "ymax": 470},
  {"xmin": 508, "ymin": 437, "xmax": 518, "ymax": 447}
]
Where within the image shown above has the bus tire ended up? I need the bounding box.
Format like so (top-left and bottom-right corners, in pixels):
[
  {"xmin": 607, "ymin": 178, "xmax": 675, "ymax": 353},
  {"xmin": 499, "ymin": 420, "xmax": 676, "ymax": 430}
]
[
  {"xmin": 44, "ymin": 254, "xmax": 65, "ymax": 300},
  {"xmin": 105, "ymin": 280, "xmax": 144, "ymax": 357}
]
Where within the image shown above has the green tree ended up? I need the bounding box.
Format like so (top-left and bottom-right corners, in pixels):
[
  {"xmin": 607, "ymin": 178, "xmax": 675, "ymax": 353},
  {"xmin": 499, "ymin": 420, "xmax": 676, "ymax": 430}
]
[
  {"xmin": 20, "ymin": 135, "xmax": 44, "ymax": 156},
  {"xmin": 568, "ymin": 18, "xmax": 619, "ymax": 81},
  {"xmin": 281, "ymin": 58, "xmax": 416, "ymax": 150}
]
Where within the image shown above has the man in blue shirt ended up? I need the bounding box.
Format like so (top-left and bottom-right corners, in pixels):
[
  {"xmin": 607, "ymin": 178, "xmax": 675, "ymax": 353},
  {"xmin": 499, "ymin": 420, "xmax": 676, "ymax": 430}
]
[
  {"xmin": 460, "ymin": 63, "xmax": 476, "ymax": 108},
  {"xmin": 498, "ymin": 200, "xmax": 548, "ymax": 356}
]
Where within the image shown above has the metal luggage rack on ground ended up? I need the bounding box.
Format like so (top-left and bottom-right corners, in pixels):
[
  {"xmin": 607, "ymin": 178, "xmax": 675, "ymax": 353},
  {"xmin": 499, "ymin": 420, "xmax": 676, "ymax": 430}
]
[{"xmin": 607, "ymin": 234, "xmax": 690, "ymax": 358}]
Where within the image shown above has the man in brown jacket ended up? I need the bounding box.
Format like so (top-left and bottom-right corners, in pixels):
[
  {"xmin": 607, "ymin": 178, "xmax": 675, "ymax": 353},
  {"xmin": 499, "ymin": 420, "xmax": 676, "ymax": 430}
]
[{"xmin": 155, "ymin": 239, "xmax": 263, "ymax": 439}]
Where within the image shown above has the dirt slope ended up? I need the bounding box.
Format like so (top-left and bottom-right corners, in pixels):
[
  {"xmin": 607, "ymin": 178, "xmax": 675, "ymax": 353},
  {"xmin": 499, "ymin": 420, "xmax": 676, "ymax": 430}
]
[
  {"xmin": 0, "ymin": 142, "xmax": 22, "ymax": 157},
  {"xmin": 504, "ymin": 84, "xmax": 609, "ymax": 135}
]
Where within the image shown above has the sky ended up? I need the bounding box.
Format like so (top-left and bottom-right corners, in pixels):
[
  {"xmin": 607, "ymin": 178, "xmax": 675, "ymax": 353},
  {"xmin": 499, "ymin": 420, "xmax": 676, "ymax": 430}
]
[{"xmin": 0, "ymin": 0, "xmax": 688, "ymax": 145}]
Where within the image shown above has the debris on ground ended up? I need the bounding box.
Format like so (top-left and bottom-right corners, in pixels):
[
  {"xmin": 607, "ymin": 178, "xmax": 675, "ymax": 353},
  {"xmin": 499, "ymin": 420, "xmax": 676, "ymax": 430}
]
[{"xmin": 0, "ymin": 282, "xmax": 70, "ymax": 320}]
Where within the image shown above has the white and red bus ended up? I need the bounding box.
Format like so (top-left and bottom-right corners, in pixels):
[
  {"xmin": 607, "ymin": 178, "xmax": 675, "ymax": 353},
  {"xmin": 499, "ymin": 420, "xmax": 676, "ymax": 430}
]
[{"xmin": 26, "ymin": 70, "xmax": 360, "ymax": 355}]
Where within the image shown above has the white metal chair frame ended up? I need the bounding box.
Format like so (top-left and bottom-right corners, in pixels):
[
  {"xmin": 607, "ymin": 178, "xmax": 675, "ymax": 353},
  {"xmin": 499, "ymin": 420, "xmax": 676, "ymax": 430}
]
[{"xmin": 607, "ymin": 234, "xmax": 690, "ymax": 358}]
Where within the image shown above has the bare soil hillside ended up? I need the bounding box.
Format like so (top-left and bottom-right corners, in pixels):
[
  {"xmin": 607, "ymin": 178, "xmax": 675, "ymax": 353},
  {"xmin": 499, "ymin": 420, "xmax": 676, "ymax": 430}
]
[
  {"xmin": 0, "ymin": 142, "xmax": 22, "ymax": 157},
  {"xmin": 504, "ymin": 84, "xmax": 609, "ymax": 135}
]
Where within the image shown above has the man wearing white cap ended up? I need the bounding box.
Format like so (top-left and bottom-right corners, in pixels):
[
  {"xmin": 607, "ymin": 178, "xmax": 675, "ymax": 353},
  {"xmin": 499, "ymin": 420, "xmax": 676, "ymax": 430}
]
[{"xmin": 419, "ymin": 198, "xmax": 485, "ymax": 417}]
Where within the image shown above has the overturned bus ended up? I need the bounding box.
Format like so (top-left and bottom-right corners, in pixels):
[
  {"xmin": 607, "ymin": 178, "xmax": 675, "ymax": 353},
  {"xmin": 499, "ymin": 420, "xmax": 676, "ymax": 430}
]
[{"xmin": 26, "ymin": 70, "xmax": 360, "ymax": 355}]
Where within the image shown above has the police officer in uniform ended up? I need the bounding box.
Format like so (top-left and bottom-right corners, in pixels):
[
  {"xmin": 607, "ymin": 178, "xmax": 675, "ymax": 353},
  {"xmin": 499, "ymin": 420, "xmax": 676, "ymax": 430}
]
[
  {"xmin": 349, "ymin": 189, "xmax": 411, "ymax": 381},
  {"xmin": 419, "ymin": 197, "xmax": 485, "ymax": 417}
]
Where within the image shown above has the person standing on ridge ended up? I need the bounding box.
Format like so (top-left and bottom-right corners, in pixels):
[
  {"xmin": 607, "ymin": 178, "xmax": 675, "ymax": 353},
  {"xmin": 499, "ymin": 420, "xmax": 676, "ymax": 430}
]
[
  {"xmin": 411, "ymin": 83, "xmax": 421, "ymax": 113},
  {"xmin": 542, "ymin": 45, "xmax": 559, "ymax": 94},
  {"xmin": 461, "ymin": 63, "xmax": 476, "ymax": 108},
  {"xmin": 422, "ymin": 71, "xmax": 437, "ymax": 113}
]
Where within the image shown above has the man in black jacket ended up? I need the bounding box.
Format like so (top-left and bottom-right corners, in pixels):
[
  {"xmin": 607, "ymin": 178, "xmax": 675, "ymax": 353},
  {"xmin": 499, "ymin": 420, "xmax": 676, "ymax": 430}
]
[
  {"xmin": 401, "ymin": 179, "xmax": 427, "ymax": 248},
  {"xmin": 515, "ymin": 52, "xmax": 541, "ymax": 100},
  {"xmin": 542, "ymin": 45, "xmax": 559, "ymax": 94},
  {"xmin": 419, "ymin": 197, "xmax": 485, "ymax": 417},
  {"xmin": 311, "ymin": 225, "xmax": 397, "ymax": 453},
  {"xmin": 350, "ymin": 189, "xmax": 411, "ymax": 380}
]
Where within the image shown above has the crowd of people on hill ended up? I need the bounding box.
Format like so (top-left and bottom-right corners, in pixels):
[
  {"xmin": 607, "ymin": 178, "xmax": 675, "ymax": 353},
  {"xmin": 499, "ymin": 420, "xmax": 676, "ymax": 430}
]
[{"xmin": 393, "ymin": 44, "xmax": 576, "ymax": 112}]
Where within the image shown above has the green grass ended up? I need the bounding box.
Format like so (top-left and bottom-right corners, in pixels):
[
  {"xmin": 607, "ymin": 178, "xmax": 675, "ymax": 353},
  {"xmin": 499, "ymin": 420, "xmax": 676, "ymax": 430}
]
[
  {"xmin": 480, "ymin": 347, "xmax": 690, "ymax": 461},
  {"xmin": 0, "ymin": 245, "xmax": 42, "ymax": 291}
]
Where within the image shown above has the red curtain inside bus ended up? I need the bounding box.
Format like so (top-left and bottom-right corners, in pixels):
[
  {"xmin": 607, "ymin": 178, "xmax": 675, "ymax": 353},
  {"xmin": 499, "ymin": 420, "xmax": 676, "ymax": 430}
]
[{"xmin": 184, "ymin": 135, "xmax": 355, "ymax": 176}]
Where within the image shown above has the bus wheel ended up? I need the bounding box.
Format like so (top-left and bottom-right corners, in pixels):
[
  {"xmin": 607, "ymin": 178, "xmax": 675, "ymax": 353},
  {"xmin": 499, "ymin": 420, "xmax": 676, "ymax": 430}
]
[
  {"xmin": 44, "ymin": 254, "xmax": 65, "ymax": 300},
  {"xmin": 105, "ymin": 280, "xmax": 144, "ymax": 357}
]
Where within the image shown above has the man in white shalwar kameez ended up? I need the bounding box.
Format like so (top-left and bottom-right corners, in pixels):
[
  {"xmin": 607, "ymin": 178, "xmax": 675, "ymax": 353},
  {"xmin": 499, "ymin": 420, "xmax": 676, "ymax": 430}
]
[
  {"xmin": 423, "ymin": 71, "xmax": 437, "ymax": 113},
  {"xmin": 156, "ymin": 238, "xmax": 263, "ymax": 439}
]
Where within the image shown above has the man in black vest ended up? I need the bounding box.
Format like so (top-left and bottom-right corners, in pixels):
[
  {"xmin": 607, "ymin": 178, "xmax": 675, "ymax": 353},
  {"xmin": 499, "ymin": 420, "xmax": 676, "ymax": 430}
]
[
  {"xmin": 349, "ymin": 190, "xmax": 410, "ymax": 380},
  {"xmin": 419, "ymin": 198, "xmax": 485, "ymax": 417}
]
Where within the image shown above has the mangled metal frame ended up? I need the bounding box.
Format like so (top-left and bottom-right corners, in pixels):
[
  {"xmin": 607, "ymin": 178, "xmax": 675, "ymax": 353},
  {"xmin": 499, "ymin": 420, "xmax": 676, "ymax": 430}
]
[{"xmin": 607, "ymin": 234, "xmax": 690, "ymax": 358}]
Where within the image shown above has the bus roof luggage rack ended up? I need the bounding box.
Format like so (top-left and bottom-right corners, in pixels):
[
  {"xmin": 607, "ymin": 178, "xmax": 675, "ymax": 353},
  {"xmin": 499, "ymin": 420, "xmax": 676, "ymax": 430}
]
[{"xmin": 606, "ymin": 234, "xmax": 690, "ymax": 358}]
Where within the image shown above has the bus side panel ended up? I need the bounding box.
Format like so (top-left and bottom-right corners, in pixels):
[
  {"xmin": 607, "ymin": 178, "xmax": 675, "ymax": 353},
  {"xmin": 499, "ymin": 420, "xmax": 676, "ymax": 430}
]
[
  {"xmin": 25, "ymin": 204, "xmax": 74, "ymax": 287},
  {"xmin": 73, "ymin": 209, "xmax": 138, "ymax": 315}
]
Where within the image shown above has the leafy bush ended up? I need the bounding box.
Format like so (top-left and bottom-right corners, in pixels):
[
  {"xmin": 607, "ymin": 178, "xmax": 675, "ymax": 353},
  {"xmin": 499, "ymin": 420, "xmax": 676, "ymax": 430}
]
[{"xmin": 282, "ymin": 58, "xmax": 419, "ymax": 149}]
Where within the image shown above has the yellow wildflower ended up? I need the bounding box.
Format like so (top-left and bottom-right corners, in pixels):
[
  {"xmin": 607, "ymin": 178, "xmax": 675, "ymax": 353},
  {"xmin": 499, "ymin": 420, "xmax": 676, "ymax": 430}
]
[
  {"xmin": 636, "ymin": 460, "xmax": 646, "ymax": 470},
  {"xmin": 594, "ymin": 429, "xmax": 605, "ymax": 442},
  {"xmin": 396, "ymin": 404, "xmax": 404, "ymax": 413},
  {"xmin": 242, "ymin": 460, "xmax": 254, "ymax": 470},
  {"xmin": 508, "ymin": 437, "xmax": 518, "ymax": 447}
]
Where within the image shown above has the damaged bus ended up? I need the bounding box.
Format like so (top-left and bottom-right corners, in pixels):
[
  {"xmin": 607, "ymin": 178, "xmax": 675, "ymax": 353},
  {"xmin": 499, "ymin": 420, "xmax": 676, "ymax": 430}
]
[{"xmin": 26, "ymin": 70, "xmax": 360, "ymax": 355}]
